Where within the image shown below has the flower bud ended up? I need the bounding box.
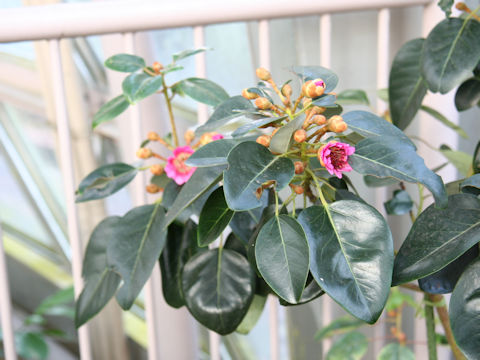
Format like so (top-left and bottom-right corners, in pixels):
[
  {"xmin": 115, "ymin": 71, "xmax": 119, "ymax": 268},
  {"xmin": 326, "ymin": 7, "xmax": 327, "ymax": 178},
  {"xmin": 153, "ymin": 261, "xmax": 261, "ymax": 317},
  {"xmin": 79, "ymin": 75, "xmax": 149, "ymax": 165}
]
[
  {"xmin": 136, "ymin": 147, "xmax": 153, "ymax": 159},
  {"xmin": 302, "ymin": 118, "xmax": 312, "ymax": 130},
  {"xmin": 281, "ymin": 84, "xmax": 293, "ymax": 97},
  {"xmin": 256, "ymin": 67, "xmax": 271, "ymax": 81},
  {"xmin": 146, "ymin": 184, "xmax": 161, "ymax": 193},
  {"xmin": 255, "ymin": 97, "xmax": 272, "ymax": 110},
  {"xmin": 455, "ymin": 2, "xmax": 468, "ymax": 11},
  {"xmin": 312, "ymin": 115, "xmax": 327, "ymax": 126},
  {"xmin": 147, "ymin": 131, "xmax": 160, "ymax": 141},
  {"xmin": 242, "ymin": 88, "xmax": 259, "ymax": 100},
  {"xmin": 153, "ymin": 62, "xmax": 164, "ymax": 74},
  {"xmin": 293, "ymin": 129, "xmax": 307, "ymax": 143},
  {"xmin": 304, "ymin": 78, "xmax": 326, "ymax": 98},
  {"xmin": 256, "ymin": 135, "xmax": 271, "ymax": 147},
  {"xmin": 302, "ymin": 97, "xmax": 312, "ymax": 108},
  {"xmin": 184, "ymin": 129, "xmax": 195, "ymax": 144},
  {"xmin": 290, "ymin": 184, "xmax": 304, "ymax": 195},
  {"xmin": 294, "ymin": 161, "xmax": 305, "ymax": 174},
  {"xmin": 150, "ymin": 164, "xmax": 164, "ymax": 176},
  {"xmin": 327, "ymin": 115, "xmax": 348, "ymax": 133}
]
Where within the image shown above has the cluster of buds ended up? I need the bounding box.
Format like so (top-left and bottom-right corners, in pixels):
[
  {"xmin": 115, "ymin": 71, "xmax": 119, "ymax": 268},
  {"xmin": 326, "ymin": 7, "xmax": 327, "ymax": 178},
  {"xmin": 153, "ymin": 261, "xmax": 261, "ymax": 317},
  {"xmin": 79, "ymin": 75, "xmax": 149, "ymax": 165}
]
[{"xmin": 302, "ymin": 78, "xmax": 326, "ymax": 98}]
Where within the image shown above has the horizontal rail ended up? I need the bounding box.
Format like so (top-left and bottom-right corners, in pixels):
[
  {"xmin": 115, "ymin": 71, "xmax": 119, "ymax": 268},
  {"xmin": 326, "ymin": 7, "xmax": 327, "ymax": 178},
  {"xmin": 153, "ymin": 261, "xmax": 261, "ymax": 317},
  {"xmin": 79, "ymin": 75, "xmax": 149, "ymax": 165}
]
[{"xmin": 0, "ymin": 0, "xmax": 433, "ymax": 43}]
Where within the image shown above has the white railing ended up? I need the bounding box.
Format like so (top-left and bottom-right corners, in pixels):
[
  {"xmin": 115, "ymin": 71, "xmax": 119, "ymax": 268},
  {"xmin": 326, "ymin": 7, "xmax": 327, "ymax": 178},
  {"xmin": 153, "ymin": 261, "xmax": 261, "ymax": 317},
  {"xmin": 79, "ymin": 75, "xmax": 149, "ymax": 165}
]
[{"xmin": 0, "ymin": 0, "xmax": 448, "ymax": 359}]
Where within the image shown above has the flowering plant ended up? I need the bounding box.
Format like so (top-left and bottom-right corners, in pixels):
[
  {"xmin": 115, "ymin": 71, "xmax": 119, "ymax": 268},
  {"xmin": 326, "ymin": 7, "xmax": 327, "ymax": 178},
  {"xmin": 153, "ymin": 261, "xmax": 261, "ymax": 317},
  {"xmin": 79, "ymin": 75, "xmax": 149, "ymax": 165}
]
[{"xmin": 74, "ymin": 1, "xmax": 480, "ymax": 358}]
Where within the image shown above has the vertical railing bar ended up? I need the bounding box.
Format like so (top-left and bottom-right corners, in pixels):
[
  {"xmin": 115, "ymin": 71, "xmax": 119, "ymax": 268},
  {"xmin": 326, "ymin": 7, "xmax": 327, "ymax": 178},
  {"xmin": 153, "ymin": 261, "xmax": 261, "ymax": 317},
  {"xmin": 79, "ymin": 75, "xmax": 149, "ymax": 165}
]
[
  {"xmin": 48, "ymin": 38, "xmax": 92, "ymax": 360},
  {"xmin": 123, "ymin": 32, "xmax": 162, "ymax": 360},
  {"xmin": 0, "ymin": 222, "xmax": 17, "ymax": 360},
  {"xmin": 258, "ymin": 18, "xmax": 280, "ymax": 360}
]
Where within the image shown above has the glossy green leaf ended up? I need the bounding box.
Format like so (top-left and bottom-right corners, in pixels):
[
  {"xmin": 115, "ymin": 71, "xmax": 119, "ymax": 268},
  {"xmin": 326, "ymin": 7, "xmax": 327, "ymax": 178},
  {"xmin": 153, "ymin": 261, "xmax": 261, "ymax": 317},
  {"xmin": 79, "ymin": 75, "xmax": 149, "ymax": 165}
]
[
  {"xmin": 292, "ymin": 66, "xmax": 338, "ymax": 92},
  {"xmin": 336, "ymin": 89, "xmax": 370, "ymax": 105},
  {"xmin": 450, "ymin": 257, "xmax": 480, "ymax": 359},
  {"xmin": 173, "ymin": 47, "xmax": 209, "ymax": 62},
  {"xmin": 455, "ymin": 77, "xmax": 480, "ymax": 111},
  {"xmin": 224, "ymin": 142, "xmax": 294, "ymax": 211},
  {"xmin": 236, "ymin": 294, "xmax": 267, "ymax": 334},
  {"xmin": 163, "ymin": 165, "xmax": 225, "ymax": 228},
  {"xmin": 229, "ymin": 197, "xmax": 266, "ymax": 245},
  {"xmin": 75, "ymin": 163, "xmax": 137, "ymax": 203},
  {"xmin": 389, "ymin": 38, "xmax": 428, "ymax": 130},
  {"xmin": 108, "ymin": 204, "xmax": 166, "ymax": 309},
  {"xmin": 311, "ymin": 94, "xmax": 337, "ymax": 107},
  {"xmin": 393, "ymin": 193, "xmax": 480, "ymax": 285},
  {"xmin": 420, "ymin": 105, "xmax": 468, "ymax": 139},
  {"xmin": 269, "ymin": 115, "xmax": 305, "ymax": 154},
  {"xmin": 326, "ymin": 332, "xmax": 368, "ymax": 360},
  {"xmin": 197, "ymin": 187, "xmax": 234, "ymax": 246},
  {"xmin": 349, "ymin": 136, "xmax": 447, "ymax": 208},
  {"xmin": 15, "ymin": 332, "xmax": 48, "ymax": 360},
  {"xmin": 315, "ymin": 315, "xmax": 364, "ymax": 340},
  {"xmin": 255, "ymin": 214, "xmax": 309, "ymax": 303},
  {"xmin": 232, "ymin": 115, "xmax": 286, "ymax": 138},
  {"xmin": 377, "ymin": 343, "xmax": 415, "ymax": 360},
  {"xmin": 185, "ymin": 139, "xmax": 238, "ymax": 167},
  {"xmin": 298, "ymin": 202, "xmax": 393, "ymax": 323},
  {"xmin": 104, "ymin": 54, "xmax": 146, "ymax": 72},
  {"xmin": 422, "ymin": 17, "xmax": 480, "ymax": 93},
  {"xmin": 440, "ymin": 147, "xmax": 472, "ymax": 176},
  {"xmin": 75, "ymin": 217, "xmax": 121, "ymax": 326},
  {"xmin": 364, "ymin": 175, "xmax": 398, "ymax": 188},
  {"xmin": 182, "ymin": 248, "xmax": 256, "ymax": 335},
  {"xmin": 174, "ymin": 77, "xmax": 229, "ymax": 107},
  {"xmin": 384, "ymin": 190, "xmax": 414, "ymax": 215},
  {"xmin": 92, "ymin": 95, "xmax": 130, "ymax": 128},
  {"xmin": 343, "ymin": 110, "xmax": 415, "ymax": 148},
  {"xmin": 280, "ymin": 276, "xmax": 325, "ymax": 306},
  {"xmin": 122, "ymin": 73, "xmax": 163, "ymax": 104}
]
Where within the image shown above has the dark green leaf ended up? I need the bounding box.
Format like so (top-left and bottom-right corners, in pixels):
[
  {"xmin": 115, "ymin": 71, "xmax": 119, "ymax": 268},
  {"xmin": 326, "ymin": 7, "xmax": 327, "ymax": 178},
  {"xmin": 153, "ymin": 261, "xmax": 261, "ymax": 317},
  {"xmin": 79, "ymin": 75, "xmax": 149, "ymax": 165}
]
[
  {"xmin": 173, "ymin": 47, "xmax": 209, "ymax": 62},
  {"xmin": 311, "ymin": 94, "xmax": 337, "ymax": 107},
  {"xmin": 236, "ymin": 294, "xmax": 267, "ymax": 334},
  {"xmin": 92, "ymin": 95, "xmax": 130, "ymax": 128},
  {"xmin": 269, "ymin": 115, "xmax": 305, "ymax": 154},
  {"xmin": 336, "ymin": 89, "xmax": 370, "ymax": 106},
  {"xmin": 440, "ymin": 148, "xmax": 472, "ymax": 177},
  {"xmin": 104, "ymin": 54, "xmax": 146, "ymax": 72},
  {"xmin": 298, "ymin": 202, "xmax": 393, "ymax": 323},
  {"xmin": 450, "ymin": 257, "xmax": 480, "ymax": 359},
  {"xmin": 185, "ymin": 139, "xmax": 238, "ymax": 167},
  {"xmin": 16, "ymin": 332, "xmax": 48, "ymax": 360},
  {"xmin": 224, "ymin": 142, "xmax": 294, "ymax": 211},
  {"xmin": 279, "ymin": 276, "xmax": 325, "ymax": 306},
  {"xmin": 422, "ymin": 18, "xmax": 480, "ymax": 93},
  {"xmin": 455, "ymin": 77, "xmax": 480, "ymax": 111},
  {"xmin": 420, "ymin": 105, "xmax": 468, "ymax": 139},
  {"xmin": 326, "ymin": 332, "xmax": 368, "ymax": 360},
  {"xmin": 108, "ymin": 204, "xmax": 166, "ymax": 309},
  {"xmin": 474, "ymin": 140, "xmax": 480, "ymax": 174},
  {"xmin": 291, "ymin": 66, "xmax": 338, "ymax": 92},
  {"xmin": 350, "ymin": 136, "xmax": 447, "ymax": 208},
  {"xmin": 364, "ymin": 175, "xmax": 398, "ymax": 188},
  {"xmin": 182, "ymin": 248, "xmax": 256, "ymax": 335},
  {"xmin": 229, "ymin": 197, "xmax": 266, "ymax": 245},
  {"xmin": 461, "ymin": 173, "xmax": 480, "ymax": 195},
  {"xmin": 174, "ymin": 77, "xmax": 229, "ymax": 107},
  {"xmin": 323, "ymin": 105, "xmax": 343, "ymax": 118},
  {"xmin": 198, "ymin": 187, "xmax": 234, "ymax": 246},
  {"xmin": 393, "ymin": 193, "xmax": 480, "ymax": 285},
  {"xmin": 389, "ymin": 38, "xmax": 428, "ymax": 130},
  {"xmin": 76, "ymin": 217, "xmax": 121, "ymax": 326},
  {"xmin": 232, "ymin": 115, "xmax": 286, "ymax": 138},
  {"xmin": 150, "ymin": 173, "xmax": 170, "ymax": 189},
  {"xmin": 76, "ymin": 163, "xmax": 137, "ymax": 203},
  {"xmin": 315, "ymin": 315, "xmax": 364, "ymax": 340},
  {"xmin": 122, "ymin": 73, "xmax": 163, "ymax": 104},
  {"xmin": 378, "ymin": 343, "xmax": 415, "ymax": 360},
  {"xmin": 224, "ymin": 232, "xmax": 247, "ymax": 256},
  {"xmin": 384, "ymin": 190, "xmax": 414, "ymax": 215},
  {"xmin": 255, "ymin": 214, "xmax": 309, "ymax": 303}
]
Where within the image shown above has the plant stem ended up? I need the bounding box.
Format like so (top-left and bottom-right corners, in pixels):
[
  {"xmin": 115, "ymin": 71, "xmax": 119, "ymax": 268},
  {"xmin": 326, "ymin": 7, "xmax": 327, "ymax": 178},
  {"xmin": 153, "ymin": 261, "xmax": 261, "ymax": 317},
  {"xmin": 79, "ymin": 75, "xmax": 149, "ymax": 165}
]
[
  {"xmin": 161, "ymin": 76, "xmax": 179, "ymax": 147},
  {"xmin": 424, "ymin": 293, "xmax": 438, "ymax": 360}
]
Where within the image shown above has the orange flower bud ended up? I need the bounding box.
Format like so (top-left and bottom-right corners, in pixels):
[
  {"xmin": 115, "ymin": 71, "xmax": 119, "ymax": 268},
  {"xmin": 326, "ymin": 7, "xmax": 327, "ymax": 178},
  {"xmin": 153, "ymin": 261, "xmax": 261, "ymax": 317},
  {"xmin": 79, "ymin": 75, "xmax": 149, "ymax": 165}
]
[
  {"xmin": 293, "ymin": 129, "xmax": 307, "ymax": 143},
  {"xmin": 184, "ymin": 129, "xmax": 195, "ymax": 144},
  {"xmin": 303, "ymin": 78, "xmax": 326, "ymax": 98},
  {"xmin": 455, "ymin": 2, "xmax": 468, "ymax": 11},
  {"xmin": 147, "ymin": 131, "xmax": 160, "ymax": 141},
  {"xmin": 256, "ymin": 67, "xmax": 271, "ymax": 81},
  {"xmin": 302, "ymin": 118, "xmax": 312, "ymax": 130},
  {"xmin": 312, "ymin": 115, "xmax": 327, "ymax": 126},
  {"xmin": 150, "ymin": 164, "xmax": 164, "ymax": 176},
  {"xmin": 294, "ymin": 161, "xmax": 305, "ymax": 174},
  {"xmin": 281, "ymin": 84, "xmax": 293, "ymax": 97},
  {"xmin": 302, "ymin": 97, "xmax": 312, "ymax": 108},
  {"xmin": 327, "ymin": 115, "xmax": 348, "ymax": 133},
  {"xmin": 146, "ymin": 184, "xmax": 161, "ymax": 193},
  {"xmin": 242, "ymin": 88, "xmax": 259, "ymax": 100},
  {"xmin": 136, "ymin": 147, "xmax": 153, "ymax": 159},
  {"xmin": 290, "ymin": 184, "xmax": 304, "ymax": 195},
  {"xmin": 256, "ymin": 135, "xmax": 271, "ymax": 147},
  {"xmin": 255, "ymin": 97, "xmax": 272, "ymax": 110},
  {"xmin": 152, "ymin": 62, "xmax": 164, "ymax": 74}
]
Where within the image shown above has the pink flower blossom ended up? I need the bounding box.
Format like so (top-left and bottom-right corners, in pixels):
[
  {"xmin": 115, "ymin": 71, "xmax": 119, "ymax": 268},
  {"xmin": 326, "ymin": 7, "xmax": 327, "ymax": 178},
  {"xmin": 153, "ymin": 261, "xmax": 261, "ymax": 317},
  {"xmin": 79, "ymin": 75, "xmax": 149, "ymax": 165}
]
[
  {"xmin": 318, "ymin": 142, "xmax": 355, "ymax": 179},
  {"xmin": 211, "ymin": 133, "xmax": 224, "ymax": 141},
  {"xmin": 165, "ymin": 146, "xmax": 196, "ymax": 185},
  {"xmin": 199, "ymin": 132, "xmax": 224, "ymax": 146}
]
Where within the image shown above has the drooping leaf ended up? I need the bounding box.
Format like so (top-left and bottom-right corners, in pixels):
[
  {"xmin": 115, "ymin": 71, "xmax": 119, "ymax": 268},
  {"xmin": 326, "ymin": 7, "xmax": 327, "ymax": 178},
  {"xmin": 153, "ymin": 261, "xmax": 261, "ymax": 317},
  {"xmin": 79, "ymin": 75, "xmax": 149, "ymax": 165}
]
[
  {"xmin": 231, "ymin": 115, "xmax": 286, "ymax": 138},
  {"xmin": 440, "ymin": 147, "xmax": 473, "ymax": 176},
  {"xmin": 104, "ymin": 54, "xmax": 146, "ymax": 73},
  {"xmin": 315, "ymin": 315, "xmax": 364, "ymax": 340},
  {"xmin": 420, "ymin": 105, "xmax": 468, "ymax": 139},
  {"xmin": 389, "ymin": 38, "xmax": 428, "ymax": 130},
  {"xmin": 364, "ymin": 175, "xmax": 398, "ymax": 188},
  {"xmin": 422, "ymin": 17, "xmax": 480, "ymax": 93},
  {"xmin": 255, "ymin": 214, "xmax": 309, "ymax": 303},
  {"xmin": 173, "ymin": 47, "xmax": 209, "ymax": 62},
  {"xmin": 92, "ymin": 95, "xmax": 130, "ymax": 128},
  {"xmin": 393, "ymin": 193, "xmax": 480, "ymax": 285},
  {"xmin": 269, "ymin": 115, "xmax": 305, "ymax": 154},
  {"xmin": 173, "ymin": 77, "xmax": 229, "ymax": 107},
  {"xmin": 336, "ymin": 89, "xmax": 370, "ymax": 106},
  {"xmin": 15, "ymin": 332, "xmax": 48, "ymax": 360},
  {"xmin": 236, "ymin": 294, "xmax": 267, "ymax": 334},
  {"xmin": 326, "ymin": 332, "xmax": 368, "ymax": 360},
  {"xmin": 291, "ymin": 66, "xmax": 338, "ymax": 92},
  {"xmin": 298, "ymin": 202, "xmax": 393, "ymax": 323},
  {"xmin": 108, "ymin": 204, "xmax": 166, "ymax": 309},
  {"xmin": 122, "ymin": 73, "xmax": 163, "ymax": 104},
  {"xmin": 377, "ymin": 343, "xmax": 415, "ymax": 360},
  {"xmin": 197, "ymin": 187, "xmax": 234, "ymax": 246},
  {"xmin": 75, "ymin": 163, "xmax": 137, "ymax": 203},
  {"xmin": 349, "ymin": 135, "xmax": 447, "ymax": 208},
  {"xmin": 224, "ymin": 142, "xmax": 294, "ymax": 211},
  {"xmin": 185, "ymin": 139, "xmax": 238, "ymax": 167},
  {"xmin": 384, "ymin": 189, "xmax": 414, "ymax": 215},
  {"xmin": 280, "ymin": 276, "xmax": 325, "ymax": 306},
  {"xmin": 460, "ymin": 173, "xmax": 480, "ymax": 195},
  {"xmin": 455, "ymin": 77, "xmax": 480, "ymax": 111},
  {"xmin": 449, "ymin": 257, "xmax": 480, "ymax": 359},
  {"xmin": 182, "ymin": 248, "xmax": 256, "ymax": 335}
]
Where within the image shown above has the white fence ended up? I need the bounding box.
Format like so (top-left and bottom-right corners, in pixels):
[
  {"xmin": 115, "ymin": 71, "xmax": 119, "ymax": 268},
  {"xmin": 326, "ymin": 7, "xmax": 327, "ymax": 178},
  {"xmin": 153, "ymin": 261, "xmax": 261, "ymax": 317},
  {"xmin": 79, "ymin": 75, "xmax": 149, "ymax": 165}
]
[{"xmin": 0, "ymin": 0, "xmax": 453, "ymax": 359}]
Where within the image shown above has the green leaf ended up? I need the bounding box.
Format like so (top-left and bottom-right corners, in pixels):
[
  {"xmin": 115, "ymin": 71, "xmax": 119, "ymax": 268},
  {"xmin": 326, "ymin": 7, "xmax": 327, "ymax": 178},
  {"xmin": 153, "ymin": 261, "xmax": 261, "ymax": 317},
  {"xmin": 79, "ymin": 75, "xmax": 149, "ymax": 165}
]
[
  {"xmin": 232, "ymin": 115, "xmax": 286, "ymax": 138},
  {"xmin": 377, "ymin": 88, "xmax": 389, "ymax": 102},
  {"xmin": 350, "ymin": 136, "xmax": 447, "ymax": 208},
  {"xmin": 75, "ymin": 217, "xmax": 121, "ymax": 326},
  {"xmin": 455, "ymin": 77, "xmax": 480, "ymax": 111},
  {"xmin": 336, "ymin": 89, "xmax": 370, "ymax": 106},
  {"xmin": 163, "ymin": 166, "xmax": 225, "ymax": 228},
  {"xmin": 185, "ymin": 139, "xmax": 238, "ymax": 167},
  {"xmin": 76, "ymin": 163, "xmax": 137, "ymax": 203},
  {"xmin": 223, "ymin": 142, "xmax": 294, "ymax": 211},
  {"xmin": 343, "ymin": 110, "xmax": 415, "ymax": 148},
  {"xmin": 298, "ymin": 202, "xmax": 393, "ymax": 323},
  {"xmin": 474, "ymin": 140, "xmax": 480, "ymax": 174},
  {"xmin": 316, "ymin": 317, "xmax": 364, "ymax": 341},
  {"xmin": 440, "ymin": 147, "xmax": 472, "ymax": 177},
  {"xmin": 255, "ymin": 214, "xmax": 309, "ymax": 303},
  {"xmin": 461, "ymin": 173, "xmax": 480, "ymax": 194},
  {"xmin": 173, "ymin": 77, "xmax": 229, "ymax": 107},
  {"xmin": 291, "ymin": 66, "xmax": 338, "ymax": 92},
  {"xmin": 108, "ymin": 204, "xmax": 166, "ymax": 309},
  {"xmin": 182, "ymin": 248, "xmax": 256, "ymax": 335},
  {"xmin": 420, "ymin": 105, "xmax": 468, "ymax": 139},
  {"xmin": 197, "ymin": 187, "xmax": 234, "ymax": 246},
  {"xmin": 269, "ymin": 115, "xmax": 305, "ymax": 154},
  {"xmin": 229, "ymin": 201, "xmax": 266, "ymax": 245},
  {"xmin": 236, "ymin": 294, "xmax": 267, "ymax": 334},
  {"xmin": 364, "ymin": 175, "xmax": 398, "ymax": 188},
  {"xmin": 122, "ymin": 73, "xmax": 163, "ymax": 104},
  {"xmin": 422, "ymin": 17, "xmax": 480, "ymax": 93},
  {"xmin": 173, "ymin": 47, "xmax": 209, "ymax": 62},
  {"xmin": 386, "ymin": 288, "xmax": 417, "ymax": 311},
  {"xmin": 438, "ymin": 0, "xmax": 454, "ymax": 18},
  {"xmin": 92, "ymin": 95, "xmax": 130, "ymax": 128},
  {"xmin": 280, "ymin": 276, "xmax": 325, "ymax": 306},
  {"xmin": 393, "ymin": 193, "xmax": 480, "ymax": 285},
  {"xmin": 326, "ymin": 332, "xmax": 368, "ymax": 360},
  {"xmin": 311, "ymin": 94, "xmax": 337, "ymax": 107},
  {"xmin": 377, "ymin": 343, "xmax": 415, "ymax": 360},
  {"xmin": 104, "ymin": 54, "xmax": 146, "ymax": 72},
  {"xmin": 384, "ymin": 189, "xmax": 414, "ymax": 215},
  {"xmin": 389, "ymin": 38, "xmax": 428, "ymax": 130},
  {"xmin": 150, "ymin": 173, "xmax": 170, "ymax": 188},
  {"xmin": 36, "ymin": 286, "xmax": 74, "ymax": 316},
  {"xmin": 15, "ymin": 332, "xmax": 48, "ymax": 360}
]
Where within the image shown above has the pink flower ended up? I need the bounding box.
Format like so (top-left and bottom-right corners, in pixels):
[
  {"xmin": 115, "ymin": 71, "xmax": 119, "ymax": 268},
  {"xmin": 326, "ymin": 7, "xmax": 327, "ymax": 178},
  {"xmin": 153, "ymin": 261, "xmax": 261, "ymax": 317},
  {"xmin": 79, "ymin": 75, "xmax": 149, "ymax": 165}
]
[
  {"xmin": 165, "ymin": 146, "xmax": 196, "ymax": 185},
  {"xmin": 199, "ymin": 132, "xmax": 224, "ymax": 146},
  {"xmin": 318, "ymin": 142, "xmax": 355, "ymax": 179},
  {"xmin": 211, "ymin": 133, "xmax": 224, "ymax": 141}
]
